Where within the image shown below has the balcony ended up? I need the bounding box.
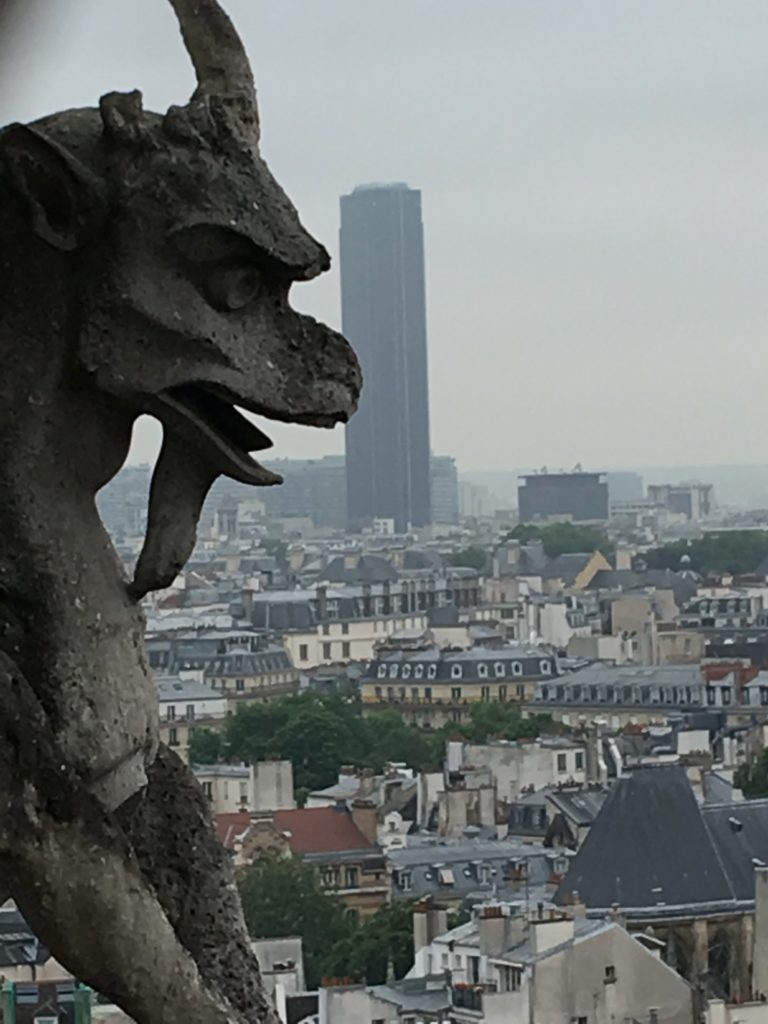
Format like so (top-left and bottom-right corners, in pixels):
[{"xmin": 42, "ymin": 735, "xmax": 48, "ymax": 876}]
[{"xmin": 452, "ymin": 982, "xmax": 497, "ymax": 1014}]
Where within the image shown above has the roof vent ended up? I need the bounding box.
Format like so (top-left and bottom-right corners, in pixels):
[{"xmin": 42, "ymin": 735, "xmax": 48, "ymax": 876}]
[{"xmin": 728, "ymin": 816, "xmax": 743, "ymax": 832}]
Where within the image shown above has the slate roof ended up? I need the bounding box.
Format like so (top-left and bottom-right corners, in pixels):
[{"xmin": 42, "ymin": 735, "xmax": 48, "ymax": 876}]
[
  {"xmin": 155, "ymin": 676, "xmax": 221, "ymax": 702},
  {"xmin": 587, "ymin": 568, "xmax": 698, "ymax": 605},
  {"xmin": 388, "ymin": 838, "xmax": 563, "ymax": 901},
  {"xmin": 543, "ymin": 553, "xmax": 595, "ymax": 584},
  {"xmin": 701, "ymin": 800, "xmax": 768, "ymax": 900},
  {"xmin": 547, "ymin": 788, "xmax": 607, "ymax": 826},
  {"xmin": 0, "ymin": 908, "xmax": 49, "ymax": 968},
  {"xmin": 555, "ymin": 766, "xmax": 768, "ymax": 913}
]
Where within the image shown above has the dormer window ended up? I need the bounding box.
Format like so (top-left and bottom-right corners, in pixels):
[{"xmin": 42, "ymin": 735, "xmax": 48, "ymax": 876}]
[
  {"xmin": 414, "ymin": 665, "xmax": 424, "ymax": 679},
  {"xmin": 540, "ymin": 659, "xmax": 551, "ymax": 675},
  {"xmin": 428, "ymin": 664, "xmax": 437, "ymax": 680},
  {"xmin": 402, "ymin": 664, "xmax": 412, "ymax": 680},
  {"xmin": 389, "ymin": 664, "xmax": 399, "ymax": 679},
  {"xmin": 511, "ymin": 661, "xmax": 523, "ymax": 677},
  {"xmin": 451, "ymin": 664, "xmax": 463, "ymax": 679},
  {"xmin": 377, "ymin": 664, "xmax": 387, "ymax": 679},
  {"xmin": 494, "ymin": 662, "xmax": 505, "ymax": 677},
  {"xmin": 478, "ymin": 663, "xmax": 489, "ymax": 678}
]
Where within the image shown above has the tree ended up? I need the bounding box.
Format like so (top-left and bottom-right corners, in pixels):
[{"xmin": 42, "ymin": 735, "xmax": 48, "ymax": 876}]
[
  {"xmin": 641, "ymin": 531, "xmax": 768, "ymax": 576},
  {"xmin": 188, "ymin": 727, "xmax": 222, "ymax": 765},
  {"xmin": 735, "ymin": 750, "xmax": 768, "ymax": 798},
  {"xmin": 446, "ymin": 701, "xmax": 559, "ymax": 743},
  {"xmin": 506, "ymin": 523, "xmax": 614, "ymax": 560},
  {"xmin": 239, "ymin": 854, "xmax": 355, "ymax": 988},
  {"xmin": 320, "ymin": 900, "xmax": 416, "ymax": 985},
  {"xmin": 446, "ymin": 546, "xmax": 489, "ymax": 572}
]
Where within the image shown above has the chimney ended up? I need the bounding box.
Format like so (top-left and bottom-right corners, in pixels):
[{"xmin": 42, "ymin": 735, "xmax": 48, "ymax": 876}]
[
  {"xmin": 413, "ymin": 898, "xmax": 449, "ymax": 954},
  {"xmin": 530, "ymin": 913, "xmax": 574, "ymax": 955},
  {"xmin": 478, "ymin": 904, "xmax": 525, "ymax": 957},
  {"xmin": 317, "ymin": 584, "xmax": 328, "ymax": 622},
  {"xmin": 351, "ymin": 798, "xmax": 378, "ymax": 846},
  {"xmin": 753, "ymin": 866, "xmax": 768, "ymax": 997}
]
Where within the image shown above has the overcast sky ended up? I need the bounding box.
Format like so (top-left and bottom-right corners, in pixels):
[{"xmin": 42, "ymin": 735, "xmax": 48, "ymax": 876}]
[{"xmin": 4, "ymin": 1, "xmax": 768, "ymax": 475}]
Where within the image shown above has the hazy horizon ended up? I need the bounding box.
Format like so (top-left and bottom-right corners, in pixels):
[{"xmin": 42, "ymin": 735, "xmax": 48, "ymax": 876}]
[{"xmin": 4, "ymin": 0, "xmax": 767, "ymax": 472}]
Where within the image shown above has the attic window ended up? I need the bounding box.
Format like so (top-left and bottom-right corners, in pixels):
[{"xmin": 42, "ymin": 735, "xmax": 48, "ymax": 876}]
[
  {"xmin": 389, "ymin": 664, "xmax": 399, "ymax": 679},
  {"xmin": 427, "ymin": 664, "xmax": 437, "ymax": 679},
  {"xmin": 451, "ymin": 665, "xmax": 463, "ymax": 679},
  {"xmin": 438, "ymin": 867, "xmax": 455, "ymax": 886},
  {"xmin": 402, "ymin": 664, "xmax": 412, "ymax": 680},
  {"xmin": 478, "ymin": 663, "xmax": 489, "ymax": 678},
  {"xmin": 540, "ymin": 659, "xmax": 551, "ymax": 675},
  {"xmin": 377, "ymin": 665, "xmax": 387, "ymax": 679},
  {"xmin": 414, "ymin": 665, "xmax": 424, "ymax": 679},
  {"xmin": 494, "ymin": 662, "xmax": 505, "ymax": 677}
]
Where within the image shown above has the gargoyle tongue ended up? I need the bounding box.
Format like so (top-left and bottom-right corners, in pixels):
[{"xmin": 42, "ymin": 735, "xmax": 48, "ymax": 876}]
[{"xmin": 149, "ymin": 385, "xmax": 282, "ymax": 487}]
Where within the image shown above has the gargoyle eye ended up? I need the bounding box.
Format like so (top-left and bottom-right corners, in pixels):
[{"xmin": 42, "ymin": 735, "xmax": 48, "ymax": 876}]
[{"xmin": 204, "ymin": 265, "xmax": 264, "ymax": 312}]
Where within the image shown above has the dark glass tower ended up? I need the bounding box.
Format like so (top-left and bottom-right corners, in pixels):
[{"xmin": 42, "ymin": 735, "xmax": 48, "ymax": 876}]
[{"xmin": 340, "ymin": 183, "xmax": 431, "ymax": 532}]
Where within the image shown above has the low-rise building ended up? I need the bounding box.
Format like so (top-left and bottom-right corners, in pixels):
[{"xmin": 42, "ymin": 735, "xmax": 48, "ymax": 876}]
[
  {"xmin": 156, "ymin": 676, "xmax": 227, "ymax": 760},
  {"xmin": 409, "ymin": 901, "xmax": 693, "ymax": 1024},
  {"xmin": 216, "ymin": 802, "xmax": 389, "ymax": 919},
  {"xmin": 204, "ymin": 645, "xmax": 299, "ymax": 705},
  {"xmin": 361, "ymin": 643, "xmax": 558, "ymax": 728}
]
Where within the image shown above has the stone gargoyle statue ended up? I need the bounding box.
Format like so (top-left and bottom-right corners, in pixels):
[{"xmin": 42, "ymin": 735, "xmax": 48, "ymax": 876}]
[{"xmin": 0, "ymin": 1, "xmax": 360, "ymax": 1021}]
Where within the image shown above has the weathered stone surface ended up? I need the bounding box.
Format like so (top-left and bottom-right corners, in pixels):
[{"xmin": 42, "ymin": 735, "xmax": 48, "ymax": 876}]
[{"xmin": 0, "ymin": 2, "xmax": 360, "ymax": 1021}]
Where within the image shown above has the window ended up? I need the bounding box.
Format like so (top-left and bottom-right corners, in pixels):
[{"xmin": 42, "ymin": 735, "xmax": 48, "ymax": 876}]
[
  {"xmin": 557, "ymin": 753, "xmax": 567, "ymax": 773},
  {"xmin": 499, "ymin": 685, "xmax": 507, "ymax": 701},
  {"xmin": 342, "ymin": 622, "xmax": 349, "ymax": 634},
  {"xmin": 481, "ymin": 685, "xmax": 490, "ymax": 700},
  {"xmin": 411, "ymin": 687, "xmax": 419, "ymax": 699},
  {"xmin": 427, "ymin": 664, "xmax": 437, "ymax": 679},
  {"xmin": 166, "ymin": 705, "xmax": 176, "ymax": 721},
  {"xmin": 451, "ymin": 664, "xmax": 463, "ymax": 679},
  {"xmin": 577, "ymin": 1018, "xmax": 588, "ymax": 1024},
  {"xmin": 344, "ymin": 867, "xmax": 359, "ymax": 888},
  {"xmin": 499, "ymin": 964, "xmax": 522, "ymax": 992},
  {"xmin": 478, "ymin": 663, "xmax": 489, "ymax": 678},
  {"xmin": 414, "ymin": 664, "xmax": 424, "ymax": 679},
  {"xmin": 540, "ymin": 659, "xmax": 551, "ymax": 674},
  {"xmin": 512, "ymin": 661, "xmax": 523, "ymax": 676},
  {"xmin": 168, "ymin": 727, "xmax": 178, "ymax": 747},
  {"xmin": 400, "ymin": 870, "xmax": 412, "ymax": 892},
  {"xmin": 452, "ymin": 687, "xmax": 462, "ymax": 701},
  {"xmin": 202, "ymin": 781, "xmax": 213, "ymax": 799},
  {"xmin": 235, "ymin": 679, "xmax": 244, "ymax": 692},
  {"xmin": 342, "ymin": 642, "xmax": 351, "ymax": 658},
  {"xmin": 424, "ymin": 687, "xmax": 432, "ymax": 702},
  {"xmin": 402, "ymin": 663, "xmax": 412, "ymax": 679},
  {"xmin": 722, "ymin": 686, "xmax": 732, "ymax": 705},
  {"xmin": 186, "ymin": 704, "xmax": 195, "ymax": 721},
  {"xmin": 575, "ymin": 751, "xmax": 584, "ymax": 771},
  {"xmin": 321, "ymin": 623, "xmax": 330, "ymax": 635},
  {"xmin": 374, "ymin": 686, "xmax": 382, "ymax": 699},
  {"xmin": 323, "ymin": 643, "xmax": 332, "ymax": 659},
  {"xmin": 377, "ymin": 664, "xmax": 387, "ymax": 679},
  {"xmin": 299, "ymin": 644, "xmax": 309, "ymax": 662},
  {"xmin": 604, "ymin": 964, "xmax": 616, "ymax": 984},
  {"xmin": 389, "ymin": 664, "xmax": 399, "ymax": 679},
  {"xmin": 494, "ymin": 662, "xmax": 505, "ymax": 677}
]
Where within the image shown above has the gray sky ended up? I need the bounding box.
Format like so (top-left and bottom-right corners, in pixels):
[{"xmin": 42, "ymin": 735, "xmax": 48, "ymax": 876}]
[{"xmin": 4, "ymin": 1, "xmax": 768, "ymax": 474}]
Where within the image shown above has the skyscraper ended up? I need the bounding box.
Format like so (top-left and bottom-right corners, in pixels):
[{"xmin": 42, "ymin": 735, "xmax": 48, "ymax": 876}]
[{"xmin": 340, "ymin": 183, "xmax": 431, "ymax": 532}]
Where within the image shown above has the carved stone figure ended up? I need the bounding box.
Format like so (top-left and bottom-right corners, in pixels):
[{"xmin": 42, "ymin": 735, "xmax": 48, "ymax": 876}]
[{"xmin": 0, "ymin": 1, "xmax": 360, "ymax": 1021}]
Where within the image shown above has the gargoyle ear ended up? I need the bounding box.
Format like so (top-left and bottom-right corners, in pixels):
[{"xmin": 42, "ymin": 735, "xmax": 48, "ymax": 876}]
[{"xmin": 0, "ymin": 123, "xmax": 106, "ymax": 251}]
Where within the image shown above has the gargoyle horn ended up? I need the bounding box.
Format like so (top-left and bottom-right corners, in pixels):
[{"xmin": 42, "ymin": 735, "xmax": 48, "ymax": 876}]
[{"xmin": 168, "ymin": 0, "xmax": 257, "ymax": 109}]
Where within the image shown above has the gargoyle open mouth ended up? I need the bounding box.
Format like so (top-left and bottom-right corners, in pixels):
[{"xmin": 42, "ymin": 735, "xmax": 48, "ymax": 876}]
[{"xmin": 153, "ymin": 384, "xmax": 283, "ymax": 486}]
